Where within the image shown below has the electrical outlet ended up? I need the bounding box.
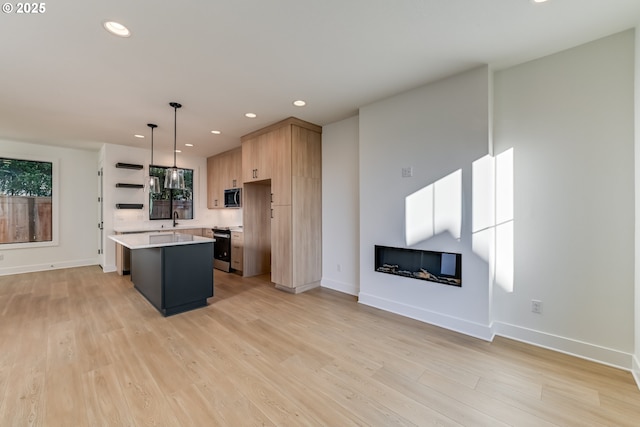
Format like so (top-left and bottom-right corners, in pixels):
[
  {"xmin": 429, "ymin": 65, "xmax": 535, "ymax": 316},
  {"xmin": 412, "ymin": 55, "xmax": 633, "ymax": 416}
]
[
  {"xmin": 531, "ymin": 300, "xmax": 543, "ymax": 314},
  {"xmin": 337, "ymin": 264, "xmax": 341, "ymax": 272},
  {"xmin": 0, "ymin": 254, "xmax": 4, "ymax": 261}
]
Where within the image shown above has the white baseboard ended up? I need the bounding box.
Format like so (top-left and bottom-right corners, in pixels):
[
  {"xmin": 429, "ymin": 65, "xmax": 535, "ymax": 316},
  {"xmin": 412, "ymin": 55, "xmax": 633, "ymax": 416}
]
[
  {"xmin": 492, "ymin": 321, "xmax": 633, "ymax": 371},
  {"xmin": 321, "ymin": 278, "xmax": 359, "ymax": 296},
  {"xmin": 358, "ymin": 292, "xmax": 493, "ymax": 341},
  {"xmin": 355, "ymin": 293, "xmax": 635, "ymax": 374},
  {"xmin": 631, "ymin": 353, "xmax": 640, "ymax": 391},
  {"xmin": 0, "ymin": 258, "xmax": 99, "ymax": 276}
]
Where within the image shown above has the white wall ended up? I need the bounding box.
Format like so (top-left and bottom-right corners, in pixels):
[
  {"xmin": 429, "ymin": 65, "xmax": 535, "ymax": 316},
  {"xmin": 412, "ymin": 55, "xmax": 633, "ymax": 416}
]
[
  {"xmin": 357, "ymin": 66, "xmax": 492, "ymax": 339},
  {"xmin": 321, "ymin": 31, "xmax": 637, "ymax": 373},
  {"xmin": 0, "ymin": 140, "xmax": 99, "ymax": 275},
  {"xmin": 493, "ymin": 31, "xmax": 635, "ymax": 368},
  {"xmin": 321, "ymin": 115, "xmax": 360, "ymax": 295}
]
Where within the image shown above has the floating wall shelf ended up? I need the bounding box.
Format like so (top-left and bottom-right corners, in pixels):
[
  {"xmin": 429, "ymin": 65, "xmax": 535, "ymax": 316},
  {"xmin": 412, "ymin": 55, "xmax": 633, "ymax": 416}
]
[
  {"xmin": 115, "ymin": 162, "xmax": 143, "ymax": 170},
  {"xmin": 115, "ymin": 203, "xmax": 144, "ymax": 209},
  {"xmin": 116, "ymin": 183, "xmax": 144, "ymax": 189}
]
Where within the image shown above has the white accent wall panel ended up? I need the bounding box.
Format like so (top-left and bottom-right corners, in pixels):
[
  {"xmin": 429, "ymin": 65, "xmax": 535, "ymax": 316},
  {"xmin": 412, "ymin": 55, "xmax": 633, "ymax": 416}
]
[{"xmin": 358, "ymin": 66, "xmax": 491, "ymax": 339}]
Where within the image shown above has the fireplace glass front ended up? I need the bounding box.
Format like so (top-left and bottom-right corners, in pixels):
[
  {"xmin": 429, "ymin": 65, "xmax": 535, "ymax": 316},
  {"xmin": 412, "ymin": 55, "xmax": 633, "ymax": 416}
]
[{"xmin": 374, "ymin": 245, "xmax": 461, "ymax": 287}]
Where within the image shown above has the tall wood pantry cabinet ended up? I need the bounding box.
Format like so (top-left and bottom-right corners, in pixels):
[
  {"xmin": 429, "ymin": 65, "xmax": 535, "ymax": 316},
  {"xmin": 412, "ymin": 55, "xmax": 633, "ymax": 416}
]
[{"xmin": 241, "ymin": 117, "xmax": 322, "ymax": 293}]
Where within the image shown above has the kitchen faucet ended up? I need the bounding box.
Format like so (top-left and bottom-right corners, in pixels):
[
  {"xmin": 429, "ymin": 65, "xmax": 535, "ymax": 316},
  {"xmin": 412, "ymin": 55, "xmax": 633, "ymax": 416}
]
[{"xmin": 173, "ymin": 211, "xmax": 179, "ymax": 227}]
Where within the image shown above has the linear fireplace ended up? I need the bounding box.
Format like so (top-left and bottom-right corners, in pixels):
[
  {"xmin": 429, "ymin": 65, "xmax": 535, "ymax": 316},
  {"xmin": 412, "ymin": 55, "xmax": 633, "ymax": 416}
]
[{"xmin": 375, "ymin": 245, "xmax": 461, "ymax": 287}]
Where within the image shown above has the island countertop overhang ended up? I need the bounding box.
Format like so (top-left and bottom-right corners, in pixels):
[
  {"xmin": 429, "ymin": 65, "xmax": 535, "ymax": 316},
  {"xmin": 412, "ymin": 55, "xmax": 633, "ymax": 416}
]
[{"xmin": 108, "ymin": 232, "xmax": 215, "ymax": 250}]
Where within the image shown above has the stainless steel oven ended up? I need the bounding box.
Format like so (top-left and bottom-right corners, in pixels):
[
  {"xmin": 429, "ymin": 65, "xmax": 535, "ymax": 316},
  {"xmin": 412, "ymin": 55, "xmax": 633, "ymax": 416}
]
[{"xmin": 213, "ymin": 228, "xmax": 231, "ymax": 272}]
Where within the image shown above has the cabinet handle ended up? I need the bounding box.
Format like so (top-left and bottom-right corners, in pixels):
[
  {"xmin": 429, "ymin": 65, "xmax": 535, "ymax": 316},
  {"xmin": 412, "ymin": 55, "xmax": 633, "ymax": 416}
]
[
  {"xmin": 270, "ymin": 193, "xmax": 273, "ymax": 203},
  {"xmin": 271, "ymin": 208, "xmax": 273, "ymax": 219}
]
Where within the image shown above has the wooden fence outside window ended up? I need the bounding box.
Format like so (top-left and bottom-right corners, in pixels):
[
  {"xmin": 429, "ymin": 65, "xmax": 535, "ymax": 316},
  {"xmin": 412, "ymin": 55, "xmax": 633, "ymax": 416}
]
[{"xmin": 0, "ymin": 195, "xmax": 52, "ymax": 244}]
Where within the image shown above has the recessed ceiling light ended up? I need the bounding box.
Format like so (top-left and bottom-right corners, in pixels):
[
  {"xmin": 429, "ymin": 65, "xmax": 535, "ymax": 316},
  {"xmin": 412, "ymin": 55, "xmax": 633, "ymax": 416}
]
[
  {"xmin": 211, "ymin": 130, "xmax": 221, "ymax": 135},
  {"xmin": 532, "ymin": 0, "xmax": 548, "ymax": 3},
  {"xmin": 185, "ymin": 143, "xmax": 194, "ymax": 147},
  {"xmin": 175, "ymin": 149, "xmax": 182, "ymax": 153},
  {"xmin": 134, "ymin": 134, "xmax": 144, "ymax": 138},
  {"xmin": 245, "ymin": 113, "xmax": 257, "ymax": 118},
  {"xmin": 293, "ymin": 100, "xmax": 306, "ymax": 107},
  {"xmin": 103, "ymin": 21, "xmax": 131, "ymax": 37}
]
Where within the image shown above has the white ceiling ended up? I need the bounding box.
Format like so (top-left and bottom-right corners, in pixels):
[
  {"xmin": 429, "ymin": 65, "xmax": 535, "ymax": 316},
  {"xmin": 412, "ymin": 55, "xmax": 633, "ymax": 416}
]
[{"xmin": 1, "ymin": 0, "xmax": 639, "ymax": 158}]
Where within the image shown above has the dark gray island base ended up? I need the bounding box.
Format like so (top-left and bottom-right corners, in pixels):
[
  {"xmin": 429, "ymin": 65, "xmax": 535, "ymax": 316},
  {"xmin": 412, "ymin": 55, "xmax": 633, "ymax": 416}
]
[
  {"xmin": 132, "ymin": 243, "xmax": 214, "ymax": 316},
  {"xmin": 109, "ymin": 232, "xmax": 214, "ymax": 316}
]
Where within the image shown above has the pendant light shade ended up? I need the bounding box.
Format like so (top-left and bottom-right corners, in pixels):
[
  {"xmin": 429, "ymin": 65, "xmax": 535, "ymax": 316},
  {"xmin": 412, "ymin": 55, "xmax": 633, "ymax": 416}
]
[
  {"xmin": 165, "ymin": 167, "xmax": 185, "ymax": 190},
  {"xmin": 147, "ymin": 123, "xmax": 160, "ymax": 194},
  {"xmin": 164, "ymin": 102, "xmax": 186, "ymax": 190}
]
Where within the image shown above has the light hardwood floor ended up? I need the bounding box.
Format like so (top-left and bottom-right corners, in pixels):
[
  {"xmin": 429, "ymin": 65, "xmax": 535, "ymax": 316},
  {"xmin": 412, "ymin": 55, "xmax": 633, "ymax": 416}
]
[{"xmin": 1, "ymin": 266, "xmax": 639, "ymax": 426}]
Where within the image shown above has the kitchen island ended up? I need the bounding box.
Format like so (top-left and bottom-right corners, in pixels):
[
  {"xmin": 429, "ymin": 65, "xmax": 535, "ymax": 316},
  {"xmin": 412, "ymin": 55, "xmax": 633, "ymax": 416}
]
[{"xmin": 109, "ymin": 232, "xmax": 214, "ymax": 316}]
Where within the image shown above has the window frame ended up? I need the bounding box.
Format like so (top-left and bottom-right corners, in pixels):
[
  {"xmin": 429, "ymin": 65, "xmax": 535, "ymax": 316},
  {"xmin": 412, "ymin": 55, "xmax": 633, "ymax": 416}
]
[
  {"xmin": 0, "ymin": 154, "xmax": 59, "ymax": 249},
  {"xmin": 148, "ymin": 165, "xmax": 194, "ymax": 220}
]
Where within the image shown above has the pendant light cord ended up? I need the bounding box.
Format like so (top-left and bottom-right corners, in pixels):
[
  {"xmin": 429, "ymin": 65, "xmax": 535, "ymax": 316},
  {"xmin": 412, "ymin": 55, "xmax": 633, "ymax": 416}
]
[
  {"xmin": 169, "ymin": 102, "xmax": 182, "ymax": 168},
  {"xmin": 147, "ymin": 123, "xmax": 157, "ymax": 166}
]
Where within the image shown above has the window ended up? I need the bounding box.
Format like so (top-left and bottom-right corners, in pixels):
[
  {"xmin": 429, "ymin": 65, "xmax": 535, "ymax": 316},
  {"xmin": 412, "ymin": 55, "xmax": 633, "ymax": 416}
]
[
  {"xmin": 149, "ymin": 165, "xmax": 194, "ymax": 220},
  {"xmin": 0, "ymin": 156, "xmax": 58, "ymax": 247}
]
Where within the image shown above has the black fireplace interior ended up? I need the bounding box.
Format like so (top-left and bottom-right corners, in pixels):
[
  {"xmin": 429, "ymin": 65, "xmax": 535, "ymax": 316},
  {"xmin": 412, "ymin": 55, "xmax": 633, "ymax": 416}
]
[{"xmin": 375, "ymin": 245, "xmax": 462, "ymax": 287}]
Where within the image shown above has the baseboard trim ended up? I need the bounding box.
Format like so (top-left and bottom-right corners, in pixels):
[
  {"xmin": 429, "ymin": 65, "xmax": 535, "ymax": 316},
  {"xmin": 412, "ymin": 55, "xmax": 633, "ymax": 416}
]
[
  {"xmin": 0, "ymin": 258, "xmax": 99, "ymax": 276},
  {"xmin": 492, "ymin": 321, "xmax": 633, "ymax": 371},
  {"xmin": 631, "ymin": 353, "xmax": 640, "ymax": 390},
  {"xmin": 275, "ymin": 280, "xmax": 320, "ymax": 294},
  {"xmin": 354, "ymin": 293, "xmax": 635, "ymax": 373},
  {"xmin": 357, "ymin": 292, "xmax": 493, "ymax": 341},
  {"xmin": 102, "ymin": 264, "xmax": 117, "ymax": 273},
  {"xmin": 321, "ymin": 278, "xmax": 358, "ymax": 296}
]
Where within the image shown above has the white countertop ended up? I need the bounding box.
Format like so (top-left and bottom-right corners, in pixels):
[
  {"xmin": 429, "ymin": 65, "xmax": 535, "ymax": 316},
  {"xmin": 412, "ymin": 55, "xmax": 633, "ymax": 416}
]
[{"xmin": 108, "ymin": 232, "xmax": 215, "ymax": 250}]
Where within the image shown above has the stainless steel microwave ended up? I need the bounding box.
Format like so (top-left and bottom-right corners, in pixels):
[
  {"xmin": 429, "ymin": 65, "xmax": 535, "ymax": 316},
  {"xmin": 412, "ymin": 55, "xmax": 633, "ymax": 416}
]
[{"xmin": 224, "ymin": 188, "xmax": 242, "ymax": 208}]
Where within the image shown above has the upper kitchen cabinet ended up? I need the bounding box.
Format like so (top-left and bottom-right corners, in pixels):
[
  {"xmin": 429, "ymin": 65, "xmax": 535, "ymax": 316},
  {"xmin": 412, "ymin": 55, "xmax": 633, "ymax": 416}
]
[
  {"xmin": 242, "ymin": 119, "xmax": 321, "ymax": 202},
  {"xmin": 242, "ymin": 132, "xmax": 273, "ymax": 183},
  {"xmin": 207, "ymin": 147, "xmax": 241, "ymax": 209}
]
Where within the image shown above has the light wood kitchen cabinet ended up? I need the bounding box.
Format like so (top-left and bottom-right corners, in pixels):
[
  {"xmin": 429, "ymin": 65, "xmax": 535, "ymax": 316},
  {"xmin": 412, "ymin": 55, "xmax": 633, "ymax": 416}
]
[
  {"xmin": 207, "ymin": 155, "xmax": 222, "ymax": 208},
  {"xmin": 207, "ymin": 147, "xmax": 242, "ymax": 208},
  {"xmin": 241, "ymin": 117, "xmax": 322, "ymax": 293},
  {"xmin": 271, "ymin": 178, "xmax": 322, "ymax": 291},
  {"xmin": 231, "ymin": 231, "xmax": 244, "ymax": 272},
  {"xmin": 270, "ymin": 127, "xmax": 291, "ymax": 206},
  {"xmin": 221, "ymin": 147, "xmax": 242, "ymax": 189},
  {"xmin": 242, "ymin": 133, "xmax": 273, "ymax": 183},
  {"xmin": 270, "ymin": 205, "xmax": 291, "ymax": 286},
  {"xmin": 241, "ymin": 183, "xmax": 272, "ymax": 277}
]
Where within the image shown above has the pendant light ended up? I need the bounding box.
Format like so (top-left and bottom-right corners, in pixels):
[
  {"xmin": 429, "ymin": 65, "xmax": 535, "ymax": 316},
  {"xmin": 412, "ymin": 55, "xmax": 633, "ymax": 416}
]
[
  {"xmin": 147, "ymin": 123, "xmax": 160, "ymax": 193},
  {"xmin": 164, "ymin": 102, "xmax": 186, "ymax": 190}
]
